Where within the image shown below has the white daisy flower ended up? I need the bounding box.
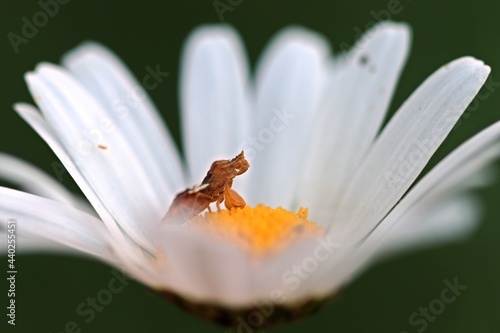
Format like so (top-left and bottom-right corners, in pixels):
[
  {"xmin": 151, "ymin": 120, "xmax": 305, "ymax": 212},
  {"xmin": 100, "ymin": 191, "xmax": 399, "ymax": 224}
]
[{"xmin": 1, "ymin": 21, "xmax": 499, "ymax": 329}]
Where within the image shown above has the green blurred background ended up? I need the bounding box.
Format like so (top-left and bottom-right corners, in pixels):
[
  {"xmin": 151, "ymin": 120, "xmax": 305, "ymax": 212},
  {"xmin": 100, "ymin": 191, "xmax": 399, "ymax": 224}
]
[{"xmin": 0, "ymin": 0, "xmax": 499, "ymax": 332}]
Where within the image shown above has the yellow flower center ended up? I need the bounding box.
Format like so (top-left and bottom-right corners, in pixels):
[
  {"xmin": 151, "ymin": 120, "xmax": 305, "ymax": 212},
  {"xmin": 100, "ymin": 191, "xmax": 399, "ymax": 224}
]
[{"xmin": 189, "ymin": 205, "xmax": 324, "ymax": 256}]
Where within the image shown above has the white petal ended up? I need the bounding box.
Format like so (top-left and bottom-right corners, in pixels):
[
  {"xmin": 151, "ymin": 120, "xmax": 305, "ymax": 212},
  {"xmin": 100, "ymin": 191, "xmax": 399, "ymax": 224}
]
[
  {"xmin": 14, "ymin": 103, "xmax": 151, "ymax": 256},
  {"xmin": 249, "ymin": 27, "xmax": 329, "ymax": 208},
  {"xmin": 375, "ymin": 195, "xmax": 481, "ymax": 258},
  {"xmin": 392, "ymin": 121, "xmax": 500, "ymax": 208},
  {"xmin": 180, "ymin": 26, "xmax": 252, "ymax": 184},
  {"xmin": 309, "ymin": 196, "xmax": 480, "ymax": 298},
  {"xmin": 151, "ymin": 225, "xmax": 254, "ymax": 306},
  {"xmin": 287, "ymin": 237, "xmax": 372, "ymax": 300},
  {"xmin": 364, "ymin": 120, "xmax": 500, "ymax": 249},
  {"xmin": 0, "ymin": 187, "xmax": 113, "ymax": 261},
  {"xmin": 62, "ymin": 42, "xmax": 185, "ymax": 194},
  {"xmin": 329, "ymin": 57, "xmax": 490, "ymax": 244},
  {"xmin": 252, "ymin": 236, "xmax": 349, "ymax": 302},
  {"xmin": 0, "ymin": 186, "xmax": 160, "ymax": 287},
  {"xmin": 0, "ymin": 153, "xmax": 88, "ymax": 211},
  {"xmin": 299, "ymin": 22, "xmax": 411, "ymax": 223},
  {"xmin": 25, "ymin": 65, "xmax": 167, "ymax": 250},
  {"xmin": 152, "ymin": 226, "xmax": 351, "ymax": 305}
]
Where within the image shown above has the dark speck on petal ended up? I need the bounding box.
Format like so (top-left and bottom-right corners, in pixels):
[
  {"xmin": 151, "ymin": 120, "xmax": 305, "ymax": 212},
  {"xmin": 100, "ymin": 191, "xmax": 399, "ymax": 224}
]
[{"xmin": 359, "ymin": 54, "xmax": 369, "ymax": 66}]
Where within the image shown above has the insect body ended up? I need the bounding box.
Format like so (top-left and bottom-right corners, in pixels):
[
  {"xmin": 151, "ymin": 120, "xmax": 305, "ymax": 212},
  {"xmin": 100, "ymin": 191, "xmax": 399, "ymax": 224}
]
[{"xmin": 163, "ymin": 151, "xmax": 249, "ymax": 222}]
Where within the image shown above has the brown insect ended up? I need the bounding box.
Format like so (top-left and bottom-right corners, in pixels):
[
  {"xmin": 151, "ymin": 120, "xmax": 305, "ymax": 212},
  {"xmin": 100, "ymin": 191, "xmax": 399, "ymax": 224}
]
[{"xmin": 163, "ymin": 151, "xmax": 250, "ymax": 222}]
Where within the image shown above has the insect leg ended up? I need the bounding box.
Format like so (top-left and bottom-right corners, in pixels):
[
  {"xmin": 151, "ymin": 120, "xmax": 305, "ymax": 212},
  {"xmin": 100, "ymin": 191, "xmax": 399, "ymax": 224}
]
[{"xmin": 216, "ymin": 194, "xmax": 224, "ymax": 211}]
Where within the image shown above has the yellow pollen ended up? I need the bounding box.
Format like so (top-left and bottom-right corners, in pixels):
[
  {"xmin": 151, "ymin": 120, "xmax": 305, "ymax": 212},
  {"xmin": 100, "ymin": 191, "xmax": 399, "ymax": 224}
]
[{"xmin": 189, "ymin": 205, "xmax": 324, "ymax": 256}]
